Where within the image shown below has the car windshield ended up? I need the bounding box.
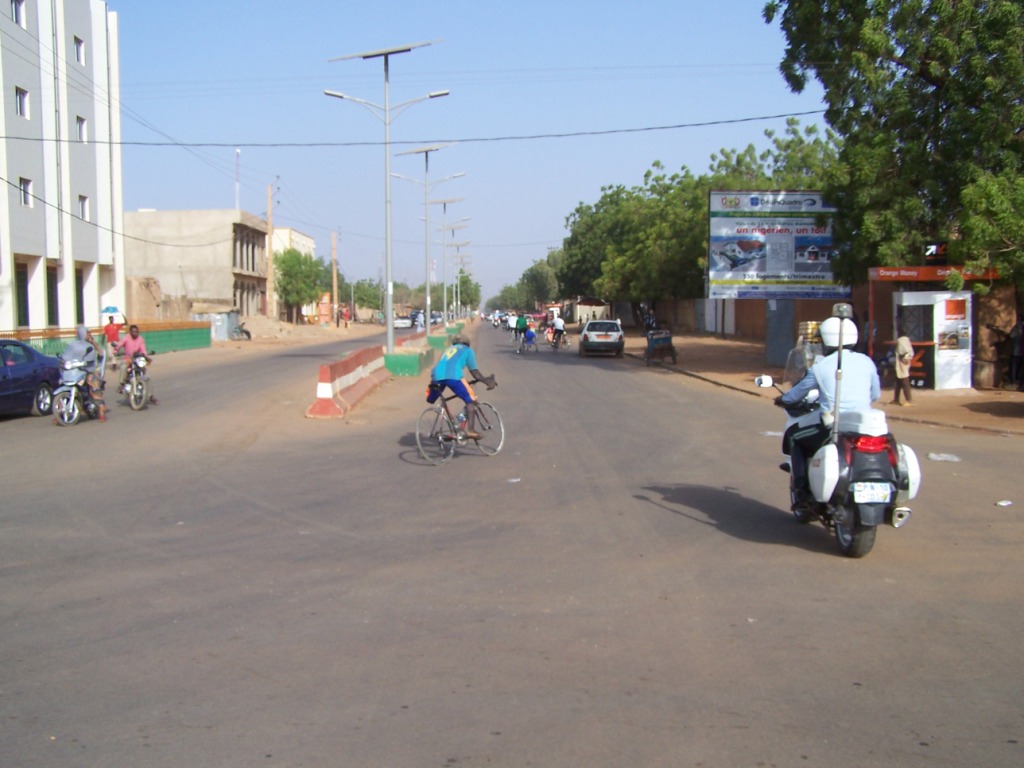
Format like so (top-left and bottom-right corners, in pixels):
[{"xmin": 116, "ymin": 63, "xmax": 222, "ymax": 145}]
[{"xmin": 587, "ymin": 322, "xmax": 619, "ymax": 332}]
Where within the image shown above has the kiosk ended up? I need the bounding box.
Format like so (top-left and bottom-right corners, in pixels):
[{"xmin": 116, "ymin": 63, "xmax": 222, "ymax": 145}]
[{"xmin": 894, "ymin": 290, "xmax": 972, "ymax": 390}]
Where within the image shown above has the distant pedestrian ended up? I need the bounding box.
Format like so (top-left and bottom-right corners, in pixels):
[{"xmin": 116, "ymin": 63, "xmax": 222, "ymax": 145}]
[
  {"xmin": 891, "ymin": 328, "xmax": 914, "ymax": 406},
  {"xmin": 1010, "ymin": 317, "xmax": 1024, "ymax": 389}
]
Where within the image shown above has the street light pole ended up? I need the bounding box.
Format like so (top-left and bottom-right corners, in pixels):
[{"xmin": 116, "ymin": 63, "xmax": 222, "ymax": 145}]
[
  {"xmin": 325, "ymin": 41, "xmax": 447, "ymax": 353},
  {"xmin": 428, "ymin": 198, "xmax": 465, "ymax": 326},
  {"xmin": 394, "ymin": 144, "xmax": 462, "ymax": 334}
]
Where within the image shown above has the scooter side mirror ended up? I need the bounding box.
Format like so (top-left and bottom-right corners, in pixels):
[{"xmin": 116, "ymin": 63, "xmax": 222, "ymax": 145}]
[{"xmin": 754, "ymin": 375, "xmax": 774, "ymax": 388}]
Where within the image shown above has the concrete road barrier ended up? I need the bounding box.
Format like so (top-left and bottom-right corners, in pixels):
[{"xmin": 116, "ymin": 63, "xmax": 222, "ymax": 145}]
[{"xmin": 306, "ymin": 345, "xmax": 390, "ymax": 418}]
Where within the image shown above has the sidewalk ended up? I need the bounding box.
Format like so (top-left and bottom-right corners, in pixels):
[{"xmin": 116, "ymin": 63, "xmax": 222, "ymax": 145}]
[{"xmin": 624, "ymin": 331, "xmax": 1024, "ymax": 437}]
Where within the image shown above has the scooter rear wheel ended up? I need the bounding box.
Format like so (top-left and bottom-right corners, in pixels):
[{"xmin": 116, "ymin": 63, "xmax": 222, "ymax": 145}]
[{"xmin": 835, "ymin": 512, "xmax": 877, "ymax": 558}]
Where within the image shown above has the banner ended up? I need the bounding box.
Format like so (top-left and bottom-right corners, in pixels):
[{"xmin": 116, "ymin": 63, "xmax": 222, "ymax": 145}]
[{"xmin": 707, "ymin": 190, "xmax": 850, "ymax": 300}]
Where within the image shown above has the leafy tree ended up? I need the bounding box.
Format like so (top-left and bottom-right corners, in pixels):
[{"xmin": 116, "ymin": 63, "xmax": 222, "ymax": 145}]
[
  {"xmin": 275, "ymin": 248, "xmax": 323, "ymax": 322},
  {"xmin": 352, "ymin": 278, "xmax": 382, "ymax": 311},
  {"xmin": 764, "ymin": 0, "xmax": 1024, "ymax": 287}
]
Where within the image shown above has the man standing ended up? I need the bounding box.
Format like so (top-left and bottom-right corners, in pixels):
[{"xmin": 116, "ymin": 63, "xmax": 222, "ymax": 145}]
[
  {"xmin": 891, "ymin": 328, "xmax": 915, "ymax": 406},
  {"xmin": 102, "ymin": 315, "xmax": 123, "ymax": 369}
]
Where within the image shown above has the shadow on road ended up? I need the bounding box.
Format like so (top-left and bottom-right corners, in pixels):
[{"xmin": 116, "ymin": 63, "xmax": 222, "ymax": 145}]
[{"xmin": 636, "ymin": 483, "xmax": 834, "ymax": 554}]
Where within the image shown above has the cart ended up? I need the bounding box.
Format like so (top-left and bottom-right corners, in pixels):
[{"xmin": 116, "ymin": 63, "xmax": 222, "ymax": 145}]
[{"xmin": 644, "ymin": 330, "xmax": 677, "ymax": 366}]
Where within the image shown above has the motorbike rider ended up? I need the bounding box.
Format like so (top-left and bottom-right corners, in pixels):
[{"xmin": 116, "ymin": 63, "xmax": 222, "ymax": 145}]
[
  {"xmin": 777, "ymin": 316, "xmax": 881, "ymax": 506},
  {"xmin": 58, "ymin": 325, "xmax": 108, "ymax": 423},
  {"xmin": 112, "ymin": 324, "xmax": 158, "ymax": 405},
  {"xmin": 426, "ymin": 335, "xmax": 496, "ymax": 439}
]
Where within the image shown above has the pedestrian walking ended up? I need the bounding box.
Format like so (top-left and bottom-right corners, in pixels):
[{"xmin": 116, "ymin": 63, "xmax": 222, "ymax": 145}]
[{"xmin": 891, "ymin": 328, "xmax": 915, "ymax": 406}]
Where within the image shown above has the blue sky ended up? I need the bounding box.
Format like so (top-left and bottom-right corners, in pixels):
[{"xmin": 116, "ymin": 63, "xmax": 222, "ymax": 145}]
[{"xmin": 114, "ymin": 0, "xmax": 826, "ymax": 303}]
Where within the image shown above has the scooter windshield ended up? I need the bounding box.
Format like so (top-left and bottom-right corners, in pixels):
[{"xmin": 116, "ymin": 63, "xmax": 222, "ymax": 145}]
[{"xmin": 783, "ymin": 342, "xmax": 823, "ymax": 386}]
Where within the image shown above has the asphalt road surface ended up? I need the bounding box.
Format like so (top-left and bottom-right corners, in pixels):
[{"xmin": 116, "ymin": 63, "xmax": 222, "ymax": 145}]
[{"xmin": 2, "ymin": 325, "xmax": 1021, "ymax": 767}]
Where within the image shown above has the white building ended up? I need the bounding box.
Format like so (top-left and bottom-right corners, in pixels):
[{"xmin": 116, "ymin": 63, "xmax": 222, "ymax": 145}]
[{"xmin": 0, "ymin": 0, "xmax": 124, "ymax": 332}]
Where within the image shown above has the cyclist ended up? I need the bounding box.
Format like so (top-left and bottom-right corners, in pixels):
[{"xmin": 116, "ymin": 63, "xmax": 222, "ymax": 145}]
[
  {"xmin": 514, "ymin": 313, "xmax": 529, "ymax": 346},
  {"xmin": 426, "ymin": 335, "xmax": 496, "ymax": 439},
  {"xmin": 551, "ymin": 314, "xmax": 566, "ymax": 347}
]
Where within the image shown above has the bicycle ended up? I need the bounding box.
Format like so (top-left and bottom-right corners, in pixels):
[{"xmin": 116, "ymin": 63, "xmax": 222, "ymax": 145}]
[
  {"xmin": 415, "ymin": 381, "xmax": 504, "ymax": 465},
  {"xmin": 517, "ymin": 332, "xmax": 539, "ymax": 355}
]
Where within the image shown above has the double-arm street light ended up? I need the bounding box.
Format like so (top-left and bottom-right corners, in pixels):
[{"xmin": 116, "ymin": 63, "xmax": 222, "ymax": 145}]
[
  {"xmin": 325, "ymin": 40, "xmax": 447, "ymax": 354},
  {"xmin": 393, "ymin": 143, "xmax": 463, "ymax": 334},
  {"xmin": 429, "ymin": 198, "xmax": 466, "ymax": 324}
]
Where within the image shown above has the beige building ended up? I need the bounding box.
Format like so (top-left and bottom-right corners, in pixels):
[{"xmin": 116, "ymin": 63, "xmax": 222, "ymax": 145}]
[{"xmin": 122, "ymin": 209, "xmax": 269, "ymax": 321}]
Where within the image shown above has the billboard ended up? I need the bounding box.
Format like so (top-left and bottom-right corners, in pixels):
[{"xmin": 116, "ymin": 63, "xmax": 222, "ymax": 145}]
[{"xmin": 707, "ymin": 190, "xmax": 850, "ymax": 300}]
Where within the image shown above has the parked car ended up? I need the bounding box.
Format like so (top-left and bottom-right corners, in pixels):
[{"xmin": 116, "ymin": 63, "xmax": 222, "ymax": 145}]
[
  {"xmin": 431, "ymin": 311, "xmax": 444, "ymax": 326},
  {"xmin": 393, "ymin": 315, "xmax": 413, "ymax": 329},
  {"xmin": 578, "ymin": 320, "xmax": 625, "ymax": 358},
  {"xmin": 0, "ymin": 339, "xmax": 61, "ymax": 416}
]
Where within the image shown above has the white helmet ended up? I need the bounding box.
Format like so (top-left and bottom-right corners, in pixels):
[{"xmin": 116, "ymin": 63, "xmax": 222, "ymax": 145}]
[{"xmin": 820, "ymin": 316, "xmax": 858, "ymax": 349}]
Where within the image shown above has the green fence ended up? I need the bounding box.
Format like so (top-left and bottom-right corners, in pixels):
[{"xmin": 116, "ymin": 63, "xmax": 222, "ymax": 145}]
[{"xmin": 3, "ymin": 322, "xmax": 211, "ymax": 357}]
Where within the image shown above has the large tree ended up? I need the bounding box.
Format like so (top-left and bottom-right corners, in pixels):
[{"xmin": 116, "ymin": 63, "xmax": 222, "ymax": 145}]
[
  {"xmin": 764, "ymin": 0, "xmax": 1024, "ymax": 287},
  {"xmin": 275, "ymin": 248, "xmax": 325, "ymax": 322}
]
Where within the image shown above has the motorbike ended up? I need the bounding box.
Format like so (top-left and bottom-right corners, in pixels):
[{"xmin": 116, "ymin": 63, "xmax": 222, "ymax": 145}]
[
  {"xmin": 230, "ymin": 321, "xmax": 251, "ymax": 341},
  {"xmin": 121, "ymin": 352, "xmax": 152, "ymax": 410},
  {"xmin": 755, "ymin": 343, "xmax": 922, "ymax": 558},
  {"xmin": 52, "ymin": 349, "xmax": 106, "ymax": 427}
]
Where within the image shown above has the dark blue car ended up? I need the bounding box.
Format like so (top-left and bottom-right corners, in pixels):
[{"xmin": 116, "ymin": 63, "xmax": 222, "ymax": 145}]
[{"xmin": 0, "ymin": 339, "xmax": 61, "ymax": 416}]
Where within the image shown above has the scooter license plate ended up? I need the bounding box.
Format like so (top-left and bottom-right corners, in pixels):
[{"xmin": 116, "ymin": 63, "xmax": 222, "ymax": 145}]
[{"xmin": 853, "ymin": 482, "xmax": 891, "ymax": 504}]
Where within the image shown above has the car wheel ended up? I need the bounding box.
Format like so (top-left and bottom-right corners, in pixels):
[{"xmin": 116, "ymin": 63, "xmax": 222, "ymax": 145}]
[
  {"xmin": 578, "ymin": 346, "xmax": 586, "ymax": 358},
  {"xmin": 31, "ymin": 382, "xmax": 53, "ymax": 416}
]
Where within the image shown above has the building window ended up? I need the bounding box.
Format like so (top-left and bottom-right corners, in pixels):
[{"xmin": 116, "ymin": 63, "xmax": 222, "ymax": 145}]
[
  {"xmin": 78, "ymin": 195, "xmax": 90, "ymax": 221},
  {"xmin": 15, "ymin": 86, "xmax": 29, "ymax": 118},
  {"xmin": 19, "ymin": 177, "xmax": 32, "ymax": 207},
  {"xmin": 46, "ymin": 267, "xmax": 59, "ymax": 327},
  {"xmin": 12, "ymin": 0, "xmax": 25, "ymax": 28},
  {"xmin": 76, "ymin": 115, "xmax": 87, "ymax": 142},
  {"xmin": 75, "ymin": 268, "xmax": 85, "ymax": 325},
  {"xmin": 15, "ymin": 263, "xmax": 29, "ymax": 327},
  {"xmin": 74, "ymin": 36, "xmax": 86, "ymax": 65}
]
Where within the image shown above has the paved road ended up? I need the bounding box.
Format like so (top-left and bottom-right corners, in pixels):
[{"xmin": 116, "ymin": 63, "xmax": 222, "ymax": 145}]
[{"xmin": 2, "ymin": 325, "xmax": 1021, "ymax": 767}]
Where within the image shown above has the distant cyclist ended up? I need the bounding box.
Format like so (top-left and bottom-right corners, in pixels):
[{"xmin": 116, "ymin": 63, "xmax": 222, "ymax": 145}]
[
  {"xmin": 551, "ymin": 314, "xmax": 566, "ymax": 346},
  {"xmin": 426, "ymin": 336, "xmax": 496, "ymax": 439},
  {"xmin": 514, "ymin": 313, "xmax": 528, "ymax": 345}
]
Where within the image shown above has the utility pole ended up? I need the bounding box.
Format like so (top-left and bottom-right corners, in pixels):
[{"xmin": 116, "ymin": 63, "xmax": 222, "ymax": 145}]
[
  {"xmin": 266, "ymin": 183, "xmax": 276, "ymax": 320},
  {"xmin": 331, "ymin": 231, "xmax": 339, "ymax": 325}
]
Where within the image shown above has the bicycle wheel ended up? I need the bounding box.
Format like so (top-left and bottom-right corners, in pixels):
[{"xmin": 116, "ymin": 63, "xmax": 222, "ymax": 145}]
[
  {"xmin": 416, "ymin": 406, "xmax": 456, "ymax": 465},
  {"xmin": 471, "ymin": 402, "xmax": 505, "ymax": 455}
]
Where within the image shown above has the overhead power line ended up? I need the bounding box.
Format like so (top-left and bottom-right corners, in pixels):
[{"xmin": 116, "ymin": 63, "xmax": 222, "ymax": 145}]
[{"xmin": 1, "ymin": 110, "xmax": 824, "ymax": 149}]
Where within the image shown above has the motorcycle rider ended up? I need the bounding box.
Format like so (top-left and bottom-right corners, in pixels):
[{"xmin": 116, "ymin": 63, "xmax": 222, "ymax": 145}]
[
  {"xmin": 112, "ymin": 324, "xmax": 158, "ymax": 405},
  {"xmin": 58, "ymin": 325, "xmax": 108, "ymax": 423},
  {"xmin": 777, "ymin": 316, "xmax": 881, "ymax": 506},
  {"xmin": 426, "ymin": 335, "xmax": 496, "ymax": 439}
]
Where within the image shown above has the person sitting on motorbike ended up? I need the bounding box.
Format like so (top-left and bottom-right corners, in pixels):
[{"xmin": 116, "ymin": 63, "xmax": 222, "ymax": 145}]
[
  {"xmin": 426, "ymin": 335, "xmax": 496, "ymax": 439},
  {"xmin": 777, "ymin": 316, "xmax": 881, "ymax": 506},
  {"xmin": 59, "ymin": 325, "xmax": 108, "ymax": 423},
  {"xmin": 551, "ymin": 314, "xmax": 566, "ymax": 346},
  {"xmin": 522, "ymin": 324, "xmax": 537, "ymax": 351},
  {"xmin": 112, "ymin": 324, "xmax": 158, "ymax": 405}
]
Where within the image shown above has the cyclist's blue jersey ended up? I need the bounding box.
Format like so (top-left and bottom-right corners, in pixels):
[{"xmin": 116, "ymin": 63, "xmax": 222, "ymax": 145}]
[{"xmin": 431, "ymin": 344, "xmax": 477, "ymax": 382}]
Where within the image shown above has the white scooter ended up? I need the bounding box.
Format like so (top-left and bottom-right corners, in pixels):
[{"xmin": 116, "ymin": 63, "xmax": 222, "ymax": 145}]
[{"xmin": 757, "ymin": 305, "xmax": 922, "ymax": 558}]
